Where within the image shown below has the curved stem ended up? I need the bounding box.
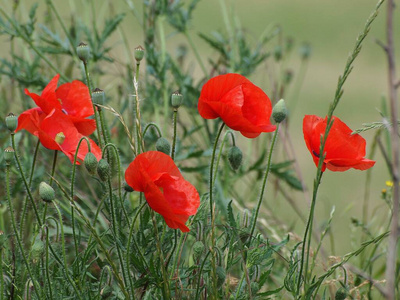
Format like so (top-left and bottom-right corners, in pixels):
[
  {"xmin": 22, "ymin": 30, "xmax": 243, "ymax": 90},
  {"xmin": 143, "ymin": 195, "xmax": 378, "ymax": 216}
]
[
  {"xmin": 209, "ymin": 122, "xmax": 226, "ymax": 298},
  {"xmin": 83, "ymin": 61, "xmax": 103, "ymax": 149},
  {"xmin": 249, "ymin": 124, "xmax": 280, "ymax": 241},
  {"xmin": 42, "ymin": 150, "xmax": 59, "ymax": 224},
  {"xmin": 20, "ymin": 139, "xmax": 40, "ymax": 238},
  {"xmin": 142, "ymin": 122, "xmax": 162, "ymax": 138},
  {"xmin": 6, "ymin": 164, "xmax": 42, "ymax": 298}
]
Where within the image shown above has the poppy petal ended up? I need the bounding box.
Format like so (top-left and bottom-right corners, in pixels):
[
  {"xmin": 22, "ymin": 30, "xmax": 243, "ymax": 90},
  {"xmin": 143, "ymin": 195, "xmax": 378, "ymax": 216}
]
[{"xmin": 56, "ymin": 80, "xmax": 94, "ymax": 118}]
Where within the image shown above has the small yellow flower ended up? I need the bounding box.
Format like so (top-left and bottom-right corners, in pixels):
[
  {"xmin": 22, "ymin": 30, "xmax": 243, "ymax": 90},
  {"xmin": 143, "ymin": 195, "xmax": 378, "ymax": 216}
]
[{"xmin": 386, "ymin": 181, "xmax": 393, "ymax": 187}]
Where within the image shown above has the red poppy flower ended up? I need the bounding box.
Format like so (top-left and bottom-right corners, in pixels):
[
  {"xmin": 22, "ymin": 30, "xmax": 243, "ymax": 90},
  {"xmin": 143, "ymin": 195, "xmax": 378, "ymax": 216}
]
[
  {"xmin": 125, "ymin": 151, "xmax": 200, "ymax": 232},
  {"xmin": 22, "ymin": 74, "xmax": 96, "ymax": 135},
  {"xmin": 303, "ymin": 115, "xmax": 375, "ymax": 172},
  {"xmin": 16, "ymin": 75, "xmax": 101, "ymax": 164},
  {"xmin": 198, "ymin": 73, "xmax": 276, "ymax": 138}
]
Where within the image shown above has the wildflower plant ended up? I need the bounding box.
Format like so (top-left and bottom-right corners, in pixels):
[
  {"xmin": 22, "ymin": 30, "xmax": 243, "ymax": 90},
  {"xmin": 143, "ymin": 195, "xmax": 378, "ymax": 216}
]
[{"xmin": 0, "ymin": 0, "xmax": 398, "ymax": 299}]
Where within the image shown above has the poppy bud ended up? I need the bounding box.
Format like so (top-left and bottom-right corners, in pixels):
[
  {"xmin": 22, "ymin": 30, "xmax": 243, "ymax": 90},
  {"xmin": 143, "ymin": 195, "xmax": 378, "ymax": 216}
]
[
  {"xmin": 272, "ymin": 99, "xmax": 287, "ymax": 123},
  {"xmin": 216, "ymin": 266, "xmax": 226, "ymax": 287},
  {"xmin": 5, "ymin": 113, "xmax": 18, "ymax": 132},
  {"xmin": 274, "ymin": 45, "xmax": 282, "ymax": 61},
  {"xmin": 84, "ymin": 152, "xmax": 98, "ymax": 175},
  {"xmin": 228, "ymin": 146, "xmax": 242, "ymax": 171},
  {"xmin": 77, "ymin": 42, "xmax": 90, "ymax": 63},
  {"xmin": 4, "ymin": 146, "xmax": 15, "ymax": 164},
  {"xmin": 192, "ymin": 241, "xmax": 204, "ymax": 260},
  {"xmin": 97, "ymin": 158, "xmax": 110, "ymax": 181},
  {"xmin": 92, "ymin": 88, "xmax": 105, "ymax": 105},
  {"xmin": 284, "ymin": 70, "xmax": 293, "ymax": 85},
  {"xmin": 335, "ymin": 287, "xmax": 348, "ymax": 300},
  {"xmin": 134, "ymin": 45, "xmax": 145, "ymax": 62},
  {"xmin": 155, "ymin": 137, "xmax": 171, "ymax": 155},
  {"xmin": 299, "ymin": 42, "xmax": 311, "ymax": 60},
  {"xmin": 55, "ymin": 132, "xmax": 66, "ymax": 145},
  {"xmin": 39, "ymin": 182, "xmax": 55, "ymax": 202},
  {"xmin": 171, "ymin": 91, "xmax": 183, "ymax": 109},
  {"xmin": 30, "ymin": 238, "xmax": 44, "ymax": 260},
  {"xmin": 123, "ymin": 181, "xmax": 134, "ymax": 192}
]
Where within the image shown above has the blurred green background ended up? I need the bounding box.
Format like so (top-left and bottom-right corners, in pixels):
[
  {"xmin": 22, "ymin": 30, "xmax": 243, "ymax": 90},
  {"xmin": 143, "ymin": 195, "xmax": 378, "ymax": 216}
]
[{"xmin": 0, "ymin": 0, "xmax": 394, "ymax": 257}]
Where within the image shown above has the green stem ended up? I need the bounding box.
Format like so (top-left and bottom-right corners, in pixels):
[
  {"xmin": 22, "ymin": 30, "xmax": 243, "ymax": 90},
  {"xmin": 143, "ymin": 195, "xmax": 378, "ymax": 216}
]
[
  {"xmin": 70, "ymin": 137, "xmax": 92, "ymax": 258},
  {"xmin": 6, "ymin": 164, "xmax": 42, "ymax": 298},
  {"xmin": 150, "ymin": 211, "xmax": 170, "ymax": 299},
  {"xmin": 195, "ymin": 250, "xmax": 212, "ymax": 300},
  {"xmin": 83, "ymin": 61, "xmax": 103, "ymax": 148},
  {"xmin": 42, "ymin": 150, "xmax": 59, "ymax": 224},
  {"xmin": 209, "ymin": 122, "xmax": 226, "ymax": 298},
  {"xmin": 52, "ymin": 201, "xmax": 83, "ymax": 300},
  {"xmin": 213, "ymin": 130, "xmax": 236, "ymax": 186},
  {"xmin": 184, "ymin": 30, "xmax": 208, "ymax": 77},
  {"xmin": 249, "ymin": 124, "xmax": 280, "ymax": 242},
  {"xmin": 171, "ymin": 109, "xmax": 178, "ymax": 160},
  {"xmin": 45, "ymin": 0, "xmax": 77, "ymax": 56},
  {"xmin": 142, "ymin": 122, "xmax": 162, "ymax": 138},
  {"xmin": 19, "ymin": 139, "xmax": 40, "ymax": 238},
  {"xmin": 44, "ymin": 227, "xmax": 54, "ymax": 299}
]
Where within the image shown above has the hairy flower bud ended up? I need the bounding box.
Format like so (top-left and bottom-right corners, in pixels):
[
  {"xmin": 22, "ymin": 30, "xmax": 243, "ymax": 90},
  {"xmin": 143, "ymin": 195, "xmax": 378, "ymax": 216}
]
[
  {"xmin": 123, "ymin": 181, "xmax": 134, "ymax": 192},
  {"xmin": 84, "ymin": 152, "xmax": 98, "ymax": 175},
  {"xmin": 134, "ymin": 45, "xmax": 145, "ymax": 62},
  {"xmin": 92, "ymin": 88, "xmax": 105, "ymax": 105},
  {"xmin": 155, "ymin": 137, "xmax": 171, "ymax": 155},
  {"xmin": 39, "ymin": 182, "xmax": 55, "ymax": 202},
  {"xmin": 272, "ymin": 99, "xmax": 287, "ymax": 123},
  {"xmin": 171, "ymin": 91, "xmax": 183, "ymax": 109},
  {"xmin": 77, "ymin": 42, "xmax": 90, "ymax": 63},
  {"xmin": 228, "ymin": 146, "xmax": 243, "ymax": 171},
  {"xmin": 97, "ymin": 158, "xmax": 110, "ymax": 181},
  {"xmin": 5, "ymin": 113, "xmax": 18, "ymax": 132},
  {"xmin": 335, "ymin": 287, "xmax": 348, "ymax": 300},
  {"xmin": 4, "ymin": 147, "xmax": 15, "ymax": 164}
]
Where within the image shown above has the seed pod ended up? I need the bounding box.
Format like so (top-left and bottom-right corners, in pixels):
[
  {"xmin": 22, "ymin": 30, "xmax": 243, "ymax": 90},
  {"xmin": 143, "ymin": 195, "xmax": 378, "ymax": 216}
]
[
  {"xmin": 84, "ymin": 152, "xmax": 98, "ymax": 175},
  {"xmin": 77, "ymin": 42, "xmax": 90, "ymax": 63},
  {"xmin": 171, "ymin": 91, "xmax": 183, "ymax": 109},
  {"xmin": 272, "ymin": 99, "xmax": 287, "ymax": 123},
  {"xmin": 5, "ymin": 113, "xmax": 18, "ymax": 132},
  {"xmin": 97, "ymin": 159, "xmax": 110, "ymax": 181},
  {"xmin": 92, "ymin": 88, "xmax": 105, "ymax": 105},
  {"xmin": 134, "ymin": 45, "xmax": 145, "ymax": 62},
  {"xmin": 156, "ymin": 137, "xmax": 171, "ymax": 155},
  {"xmin": 228, "ymin": 146, "xmax": 243, "ymax": 171},
  {"xmin": 4, "ymin": 147, "xmax": 15, "ymax": 164},
  {"xmin": 39, "ymin": 182, "xmax": 55, "ymax": 202}
]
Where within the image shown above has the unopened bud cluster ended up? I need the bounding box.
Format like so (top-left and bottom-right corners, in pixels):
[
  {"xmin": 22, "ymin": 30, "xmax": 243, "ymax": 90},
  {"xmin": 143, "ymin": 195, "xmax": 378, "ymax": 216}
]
[
  {"xmin": 272, "ymin": 99, "xmax": 287, "ymax": 123},
  {"xmin": 39, "ymin": 182, "xmax": 55, "ymax": 202},
  {"xmin": 156, "ymin": 137, "xmax": 171, "ymax": 155},
  {"xmin": 228, "ymin": 146, "xmax": 243, "ymax": 171},
  {"xmin": 97, "ymin": 158, "xmax": 110, "ymax": 181}
]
